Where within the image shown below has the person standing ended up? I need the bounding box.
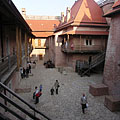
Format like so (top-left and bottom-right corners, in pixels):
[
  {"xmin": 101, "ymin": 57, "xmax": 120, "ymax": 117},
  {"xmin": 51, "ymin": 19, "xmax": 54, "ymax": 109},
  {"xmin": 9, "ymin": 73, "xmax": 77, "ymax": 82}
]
[
  {"xmin": 29, "ymin": 63, "xmax": 31, "ymax": 73},
  {"xmin": 34, "ymin": 86, "xmax": 39, "ymax": 104},
  {"xmin": 23, "ymin": 67, "xmax": 26, "ymax": 78},
  {"xmin": 20, "ymin": 67, "xmax": 23, "ymax": 79},
  {"xmin": 81, "ymin": 94, "xmax": 88, "ymax": 114},
  {"xmin": 26, "ymin": 67, "xmax": 29, "ymax": 78},
  {"xmin": 54, "ymin": 80, "xmax": 60, "ymax": 94}
]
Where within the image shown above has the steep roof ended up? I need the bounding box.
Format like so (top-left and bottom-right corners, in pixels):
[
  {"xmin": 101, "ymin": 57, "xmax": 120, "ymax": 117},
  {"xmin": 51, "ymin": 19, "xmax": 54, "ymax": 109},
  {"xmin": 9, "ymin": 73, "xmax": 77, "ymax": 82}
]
[
  {"xmin": 70, "ymin": 0, "xmax": 106, "ymax": 23},
  {"xmin": 104, "ymin": 0, "xmax": 120, "ymax": 17},
  {"xmin": 57, "ymin": 0, "xmax": 107, "ymax": 31},
  {"xmin": 26, "ymin": 20, "xmax": 60, "ymax": 37}
]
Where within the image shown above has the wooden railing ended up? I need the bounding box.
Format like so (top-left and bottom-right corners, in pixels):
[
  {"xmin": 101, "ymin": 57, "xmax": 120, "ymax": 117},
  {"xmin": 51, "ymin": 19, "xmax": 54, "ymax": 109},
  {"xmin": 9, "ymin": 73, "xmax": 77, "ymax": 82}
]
[
  {"xmin": 0, "ymin": 54, "xmax": 17, "ymax": 80},
  {"xmin": 0, "ymin": 82, "xmax": 52, "ymax": 120},
  {"xmin": 61, "ymin": 44, "xmax": 104, "ymax": 53},
  {"xmin": 77, "ymin": 52, "xmax": 106, "ymax": 77}
]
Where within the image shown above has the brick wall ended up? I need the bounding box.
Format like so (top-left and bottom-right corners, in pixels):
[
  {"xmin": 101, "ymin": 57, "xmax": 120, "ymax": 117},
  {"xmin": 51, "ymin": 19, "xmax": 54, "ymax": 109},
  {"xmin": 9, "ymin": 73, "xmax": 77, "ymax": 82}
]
[{"xmin": 103, "ymin": 14, "xmax": 120, "ymax": 95}]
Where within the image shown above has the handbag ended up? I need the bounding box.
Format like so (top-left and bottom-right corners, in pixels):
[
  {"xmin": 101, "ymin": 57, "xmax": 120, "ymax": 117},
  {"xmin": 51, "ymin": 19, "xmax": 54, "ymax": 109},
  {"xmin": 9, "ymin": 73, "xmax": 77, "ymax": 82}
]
[
  {"xmin": 36, "ymin": 91, "xmax": 42, "ymax": 97},
  {"xmin": 86, "ymin": 103, "xmax": 88, "ymax": 108}
]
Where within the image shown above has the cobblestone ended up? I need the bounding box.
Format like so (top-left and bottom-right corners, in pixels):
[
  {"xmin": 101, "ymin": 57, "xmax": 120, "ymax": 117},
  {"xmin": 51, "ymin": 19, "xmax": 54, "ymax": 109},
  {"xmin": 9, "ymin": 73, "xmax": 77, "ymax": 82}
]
[{"xmin": 18, "ymin": 60, "xmax": 120, "ymax": 120}]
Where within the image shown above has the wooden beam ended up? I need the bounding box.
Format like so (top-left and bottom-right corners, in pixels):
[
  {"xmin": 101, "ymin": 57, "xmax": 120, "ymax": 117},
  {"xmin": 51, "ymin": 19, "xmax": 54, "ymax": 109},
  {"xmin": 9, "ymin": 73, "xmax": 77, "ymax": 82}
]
[
  {"xmin": 16, "ymin": 26, "xmax": 20, "ymax": 69},
  {"xmin": 25, "ymin": 33, "xmax": 28, "ymax": 59}
]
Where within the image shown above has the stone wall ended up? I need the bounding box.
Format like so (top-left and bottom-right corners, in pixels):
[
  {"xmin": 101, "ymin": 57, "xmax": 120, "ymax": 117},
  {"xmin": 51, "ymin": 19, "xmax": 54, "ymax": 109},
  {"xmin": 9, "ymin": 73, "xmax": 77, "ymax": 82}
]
[{"xmin": 103, "ymin": 14, "xmax": 120, "ymax": 95}]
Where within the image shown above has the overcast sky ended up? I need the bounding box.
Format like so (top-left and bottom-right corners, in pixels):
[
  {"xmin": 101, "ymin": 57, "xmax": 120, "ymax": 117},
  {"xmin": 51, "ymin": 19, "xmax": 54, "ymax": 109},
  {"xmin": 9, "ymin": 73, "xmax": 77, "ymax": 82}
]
[{"xmin": 12, "ymin": 0, "xmax": 100, "ymax": 16}]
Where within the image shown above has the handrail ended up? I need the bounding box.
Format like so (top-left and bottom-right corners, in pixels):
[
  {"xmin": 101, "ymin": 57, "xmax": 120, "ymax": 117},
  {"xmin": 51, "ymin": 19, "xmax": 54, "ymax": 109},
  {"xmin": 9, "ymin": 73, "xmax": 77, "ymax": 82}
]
[
  {"xmin": 0, "ymin": 82, "xmax": 52, "ymax": 120},
  {"xmin": 0, "ymin": 102, "xmax": 26, "ymax": 120},
  {"xmin": 0, "ymin": 93, "xmax": 40, "ymax": 120},
  {"xmin": 80, "ymin": 52, "xmax": 105, "ymax": 76},
  {"xmin": 0, "ymin": 54, "xmax": 15, "ymax": 62}
]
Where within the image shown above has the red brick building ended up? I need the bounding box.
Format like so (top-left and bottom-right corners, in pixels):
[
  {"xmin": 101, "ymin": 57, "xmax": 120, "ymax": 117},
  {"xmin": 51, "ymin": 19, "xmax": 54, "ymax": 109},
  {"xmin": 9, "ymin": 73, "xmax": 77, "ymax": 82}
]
[
  {"xmin": 90, "ymin": 0, "xmax": 120, "ymax": 112},
  {"xmin": 0, "ymin": 0, "xmax": 33, "ymax": 91},
  {"xmin": 103, "ymin": 0, "xmax": 120, "ymax": 95},
  {"xmin": 21, "ymin": 9, "xmax": 60, "ymax": 60},
  {"xmin": 45, "ymin": 0, "xmax": 109, "ymax": 73}
]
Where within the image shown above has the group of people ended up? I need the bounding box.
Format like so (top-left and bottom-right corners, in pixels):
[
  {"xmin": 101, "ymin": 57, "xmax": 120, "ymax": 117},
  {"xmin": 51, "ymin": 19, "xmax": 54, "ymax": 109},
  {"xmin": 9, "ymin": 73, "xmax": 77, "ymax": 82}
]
[
  {"xmin": 33, "ymin": 80, "xmax": 60, "ymax": 104},
  {"xmin": 20, "ymin": 63, "xmax": 31, "ymax": 79},
  {"xmin": 50, "ymin": 80, "xmax": 60, "ymax": 95},
  {"xmin": 33, "ymin": 80, "xmax": 88, "ymax": 114}
]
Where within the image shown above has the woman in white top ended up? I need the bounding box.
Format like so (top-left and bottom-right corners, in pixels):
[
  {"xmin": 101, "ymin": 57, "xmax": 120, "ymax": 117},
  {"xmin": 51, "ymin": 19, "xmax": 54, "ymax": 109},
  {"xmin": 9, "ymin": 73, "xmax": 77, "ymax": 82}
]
[{"xmin": 81, "ymin": 93, "xmax": 87, "ymax": 114}]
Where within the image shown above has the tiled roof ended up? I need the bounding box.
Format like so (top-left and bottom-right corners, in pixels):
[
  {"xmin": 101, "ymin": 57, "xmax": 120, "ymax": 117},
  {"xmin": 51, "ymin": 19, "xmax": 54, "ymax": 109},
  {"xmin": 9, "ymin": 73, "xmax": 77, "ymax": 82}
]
[
  {"xmin": 26, "ymin": 20, "xmax": 60, "ymax": 31},
  {"xmin": 57, "ymin": 0, "xmax": 107, "ymax": 30},
  {"xmin": 104, "ymin": 0, "xmax": 120, "ymax": 17},
  {"xmin": 112, "ymin": 0, "xmax": 120, "ymax": 8}
]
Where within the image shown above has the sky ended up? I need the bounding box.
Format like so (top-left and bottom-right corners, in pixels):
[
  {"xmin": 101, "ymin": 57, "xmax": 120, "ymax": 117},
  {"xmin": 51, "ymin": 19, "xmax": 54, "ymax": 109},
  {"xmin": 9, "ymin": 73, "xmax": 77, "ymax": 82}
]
[{"xmin": 12, "ymin": 0, "xmax": 100, "ymax": 16}]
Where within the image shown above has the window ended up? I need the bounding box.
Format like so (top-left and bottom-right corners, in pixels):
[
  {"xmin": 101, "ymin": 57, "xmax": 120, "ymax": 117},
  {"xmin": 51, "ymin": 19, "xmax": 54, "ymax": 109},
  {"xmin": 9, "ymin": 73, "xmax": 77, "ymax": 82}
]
[{"xmin": 85, "ymin": 39, "xmax": 93, "ymax": 46}]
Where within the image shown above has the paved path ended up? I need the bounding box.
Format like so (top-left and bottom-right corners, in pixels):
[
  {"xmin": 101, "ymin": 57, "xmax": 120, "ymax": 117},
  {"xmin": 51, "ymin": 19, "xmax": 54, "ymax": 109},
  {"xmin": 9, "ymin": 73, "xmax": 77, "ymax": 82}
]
[{"xmin": 18, "ymin": 60, "xmax": 120, "ymax": 120}]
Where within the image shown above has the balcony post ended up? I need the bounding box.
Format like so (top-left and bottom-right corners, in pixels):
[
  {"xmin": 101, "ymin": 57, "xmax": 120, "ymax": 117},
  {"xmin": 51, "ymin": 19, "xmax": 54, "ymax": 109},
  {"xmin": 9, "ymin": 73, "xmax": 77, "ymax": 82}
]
[
  {"xmin": 16, "ymin": 26, "xmax": 20, "ymax": 69},
  {"xmin": 25, "ymin": 33, "xmax": 28, "ymax": 61},
  {"xmin": 19, "ymin": 28, "xmax": 22, "ymax": 66}
]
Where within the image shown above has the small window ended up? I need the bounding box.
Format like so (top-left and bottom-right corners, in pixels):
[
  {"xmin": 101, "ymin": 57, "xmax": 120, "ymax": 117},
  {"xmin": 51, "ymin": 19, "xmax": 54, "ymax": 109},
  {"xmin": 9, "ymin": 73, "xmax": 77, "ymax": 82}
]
[
  {"xmin": 85, "ymin": 39, "xmax": 92, "ymax": 46},
  {"xmin": 89, "ymin": 39, "xmax": 92, "ymax": 45},
  {"xmin": 86, "ymin": 40, "xmax": 89, "ymax": 45}
]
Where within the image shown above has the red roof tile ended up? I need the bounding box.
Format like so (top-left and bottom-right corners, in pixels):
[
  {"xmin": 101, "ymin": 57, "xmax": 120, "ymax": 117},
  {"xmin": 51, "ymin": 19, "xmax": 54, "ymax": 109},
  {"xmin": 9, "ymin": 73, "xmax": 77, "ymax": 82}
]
[
  {"xmin": 71, "ymin": 0, "xmax": 106, "ymax": 23},
  {"xmin": 57, "ymin": 0, "xmax": 107, "ymax": 30},
  {"xmin": 26, "ymin": 20, "xmax": 60, "ymax": 31},
  {"xmin": 112, "ymin": 0, "xmax": 120, "ymax": 8},
  {"xmin": 32, "ymin": 32, "xmax": 53, "ymax": 37}
]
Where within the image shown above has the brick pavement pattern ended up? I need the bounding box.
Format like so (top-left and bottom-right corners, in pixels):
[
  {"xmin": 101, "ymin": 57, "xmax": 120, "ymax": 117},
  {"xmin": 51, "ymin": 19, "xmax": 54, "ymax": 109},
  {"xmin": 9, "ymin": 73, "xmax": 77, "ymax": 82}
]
[{"xmin": 18, "ymin": 60, "xmax": 120, "ymax": 120}]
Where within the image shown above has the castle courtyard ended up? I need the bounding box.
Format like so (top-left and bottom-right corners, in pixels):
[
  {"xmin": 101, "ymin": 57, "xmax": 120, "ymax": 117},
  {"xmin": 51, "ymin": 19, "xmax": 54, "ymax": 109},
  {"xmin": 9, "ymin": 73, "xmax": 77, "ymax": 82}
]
[{"xmin": 16, "ymin": 59, "xmax": 120, "ymax": 120}]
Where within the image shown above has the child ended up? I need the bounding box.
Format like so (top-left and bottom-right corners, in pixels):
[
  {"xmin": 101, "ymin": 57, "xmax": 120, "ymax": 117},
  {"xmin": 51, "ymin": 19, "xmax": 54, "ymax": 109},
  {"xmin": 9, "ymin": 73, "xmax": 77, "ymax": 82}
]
[{"xmin": 50, "ymin": 87, "xmax": 54, "ymax": 95}]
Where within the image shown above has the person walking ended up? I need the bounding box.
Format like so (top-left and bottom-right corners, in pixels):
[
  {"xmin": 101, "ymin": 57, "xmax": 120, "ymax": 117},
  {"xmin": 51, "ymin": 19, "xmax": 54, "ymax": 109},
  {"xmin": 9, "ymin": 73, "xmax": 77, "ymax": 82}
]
[
  {"xmin": 34, "ymin": 86, "xmax": 39, "ymax": 104},
  {"xmin": 81, "ymin": 93, "xmax": 88, "ymax": 114},
  {"xmin": 54, "ymin": 80, "xmax": 60, "ymax": 94},
  {"xmin": 39, "ymin": 84, "xmax": 42, "ymax": 92}
]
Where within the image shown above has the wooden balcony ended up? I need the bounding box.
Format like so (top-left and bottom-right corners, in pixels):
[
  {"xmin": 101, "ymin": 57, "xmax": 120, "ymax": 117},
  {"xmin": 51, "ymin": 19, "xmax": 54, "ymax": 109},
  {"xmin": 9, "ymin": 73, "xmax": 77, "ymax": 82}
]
[
  {"xmin": 61, "ymin": 44, "xmax": 104, "ymax": 53},
  {"xmin": 0, "ymin": 54, "xmax": 17, "ymax": 82}
]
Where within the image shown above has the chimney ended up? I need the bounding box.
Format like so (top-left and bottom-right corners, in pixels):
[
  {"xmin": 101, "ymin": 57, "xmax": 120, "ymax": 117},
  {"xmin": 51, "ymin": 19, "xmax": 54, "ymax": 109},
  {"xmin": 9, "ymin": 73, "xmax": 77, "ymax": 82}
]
[
  {"xmin": 21, "ymin": 8, "xmax": 26, "ymax": 19},
  {"xmin": 61, "ymin": 12, "xmax": 65, "ymax": 23},
  {"xmin": 66, "ymin": 7, "xmax": 70, "ymax": 22}
]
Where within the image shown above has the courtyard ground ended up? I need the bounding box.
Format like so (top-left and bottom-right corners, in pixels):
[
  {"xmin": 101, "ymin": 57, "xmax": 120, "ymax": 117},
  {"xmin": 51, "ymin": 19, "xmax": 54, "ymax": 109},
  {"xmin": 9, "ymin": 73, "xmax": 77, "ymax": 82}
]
[{"xmin": 17, "ymin": 60, "xmax": 120, "ymax": 120}]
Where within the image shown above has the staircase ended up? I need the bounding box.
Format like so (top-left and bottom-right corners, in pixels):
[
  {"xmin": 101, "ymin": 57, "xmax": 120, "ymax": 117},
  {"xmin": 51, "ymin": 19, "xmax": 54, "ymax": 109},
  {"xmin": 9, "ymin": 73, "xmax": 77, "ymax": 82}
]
[
  {"xmin": 78, "ymin": 52, "xmax": 105, "ymax": 77},
  {"xmin": 0, "ymin": 82, "xmax": 52, "ymax": 120}
]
